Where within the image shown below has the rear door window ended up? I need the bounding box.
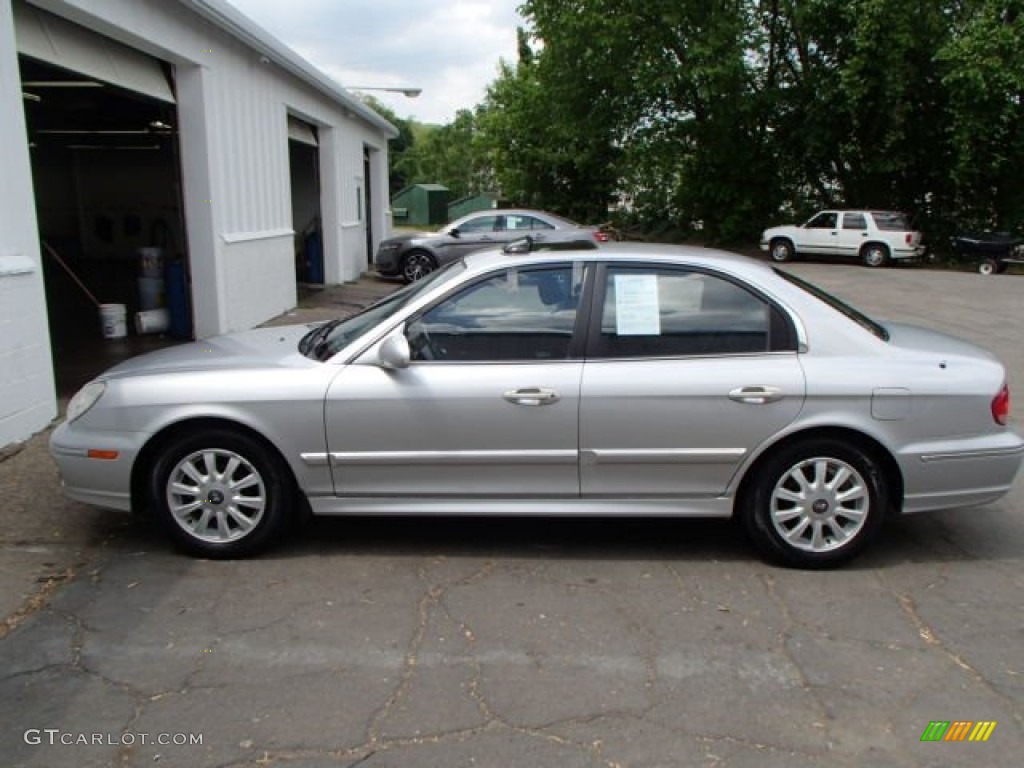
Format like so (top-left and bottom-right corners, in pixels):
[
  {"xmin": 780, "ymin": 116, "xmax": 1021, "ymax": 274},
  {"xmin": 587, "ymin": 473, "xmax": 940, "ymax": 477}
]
[{"xmin": 588, "ymin": 266, "xmax": 795, "ymax": 358}]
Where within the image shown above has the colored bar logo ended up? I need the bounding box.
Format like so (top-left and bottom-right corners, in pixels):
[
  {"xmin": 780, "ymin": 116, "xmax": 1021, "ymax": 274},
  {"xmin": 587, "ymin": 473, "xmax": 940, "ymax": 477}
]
[{"xmin": 920, "ymin": 721, "xmax": 996, "ymax": 742}]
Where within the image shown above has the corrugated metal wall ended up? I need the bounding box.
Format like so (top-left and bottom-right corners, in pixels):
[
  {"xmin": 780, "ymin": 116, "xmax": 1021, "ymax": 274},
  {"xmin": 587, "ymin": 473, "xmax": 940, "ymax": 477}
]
[
  {"xmin": 24, "ymin": 0, "xmax": 391, "ymax": 336},
  {"xmin": 1, "ymin": 0, "xmax": 392, "ymax": 445}
]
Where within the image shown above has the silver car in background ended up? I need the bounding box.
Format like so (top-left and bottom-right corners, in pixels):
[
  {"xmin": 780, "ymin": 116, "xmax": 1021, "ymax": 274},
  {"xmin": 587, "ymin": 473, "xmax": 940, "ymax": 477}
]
[
  {"xmin": 51, "ymin": 244, "xmax": 1024, "ymax": 568},
  {"xmin": 374, "ymin": 208, "xmax": 607, "ymax": 282}
]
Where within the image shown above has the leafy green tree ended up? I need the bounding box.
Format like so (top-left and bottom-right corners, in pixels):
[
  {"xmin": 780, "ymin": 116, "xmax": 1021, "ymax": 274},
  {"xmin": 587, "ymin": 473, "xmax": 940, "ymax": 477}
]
[
  {"xmin": 391, "ymin": 1, "xmax": 1024, "ymax": 242},
  {"xmin": 398, "ymin": 109, "xmax": 495, "ymax": 200},
  {"xmin": 360, "ymin": 95, "xmax": 416, "ymax": 193}
]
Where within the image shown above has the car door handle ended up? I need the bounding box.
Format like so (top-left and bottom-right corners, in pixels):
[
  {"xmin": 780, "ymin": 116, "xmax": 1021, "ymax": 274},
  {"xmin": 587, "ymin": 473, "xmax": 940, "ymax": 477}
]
[
  {"xmin": 728, "ymin": 386, "xmax": 784, "ymax": 404},
  {"xmin": 503, "ymin": 388, "xmax": 560, "ymax": 406}
]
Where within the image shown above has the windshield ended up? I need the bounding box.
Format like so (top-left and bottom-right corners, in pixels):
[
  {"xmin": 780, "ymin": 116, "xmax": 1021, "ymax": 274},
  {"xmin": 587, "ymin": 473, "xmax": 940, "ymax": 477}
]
[
  {"xmin": 300, "ymin": 260, "xmax": 466, "ymax": 361},
  {"xmin": 774, "ymin": 269, "xmax": 889, "ymax": 341}
]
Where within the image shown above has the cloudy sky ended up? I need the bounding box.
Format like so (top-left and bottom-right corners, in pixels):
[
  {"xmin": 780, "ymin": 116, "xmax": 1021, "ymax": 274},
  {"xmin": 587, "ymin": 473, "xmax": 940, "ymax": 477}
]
[{"xmin": 226, "ymin": 0, "xmax": 526, "ymax": 125}]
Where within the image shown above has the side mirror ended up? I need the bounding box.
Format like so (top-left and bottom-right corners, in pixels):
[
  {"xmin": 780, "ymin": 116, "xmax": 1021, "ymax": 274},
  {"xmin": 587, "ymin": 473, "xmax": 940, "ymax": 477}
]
[
  {"xmin": 377, "ymin": 334, "xmax": 411, "ymax": 370},
  {"xmin": 448, "ymin": 227, "xmax": 460, "ymax": 238}
]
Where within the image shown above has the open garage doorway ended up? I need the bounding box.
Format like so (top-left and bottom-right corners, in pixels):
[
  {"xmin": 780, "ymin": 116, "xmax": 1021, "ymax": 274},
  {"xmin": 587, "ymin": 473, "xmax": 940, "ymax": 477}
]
[
  {"xmin": 19, "ymin": 54, "xmax": 191, "ymax": 397},
  {"xmin": 288, "ymin": 116, "xmax": 323, "ymax": 291}
]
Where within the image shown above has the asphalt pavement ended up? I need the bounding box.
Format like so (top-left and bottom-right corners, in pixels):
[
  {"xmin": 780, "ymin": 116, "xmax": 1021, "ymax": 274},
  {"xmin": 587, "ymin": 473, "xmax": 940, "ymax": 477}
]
[{"xmin": 1, "ymin": 262, "xmax": 1022, "ymax": 767}]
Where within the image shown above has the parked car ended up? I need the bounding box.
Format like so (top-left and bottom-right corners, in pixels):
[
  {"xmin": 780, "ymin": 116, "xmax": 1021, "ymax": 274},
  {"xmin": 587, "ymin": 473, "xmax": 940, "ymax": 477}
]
[
  {"xmin": 375, "ymin": 208, "xmax": 607, "ymax": 282},
  {"xmin": 761, "ymin": 210, "xmax": 925, "ymax": 267},
  {"xmin": 51, "ymin": 243, "xmax": 1023, "ymax": 568}
]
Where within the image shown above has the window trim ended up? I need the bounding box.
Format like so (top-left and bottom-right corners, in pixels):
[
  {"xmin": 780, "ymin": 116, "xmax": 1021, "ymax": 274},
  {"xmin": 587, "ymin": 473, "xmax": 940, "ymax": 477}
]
[{"xmin": 584, "ymin": 262, "xmax": 799, "ymax": 361}]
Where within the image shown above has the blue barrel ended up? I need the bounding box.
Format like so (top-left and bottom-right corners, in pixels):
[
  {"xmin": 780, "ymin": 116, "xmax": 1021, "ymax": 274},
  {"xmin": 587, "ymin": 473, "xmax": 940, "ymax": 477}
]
[
  {"xmin": 165, "ymin": 260, "xmax": 192, "ymax": 339},
  {"xmin": 306, "ymin": 231, "xmax": 324, "ymax": 284}
]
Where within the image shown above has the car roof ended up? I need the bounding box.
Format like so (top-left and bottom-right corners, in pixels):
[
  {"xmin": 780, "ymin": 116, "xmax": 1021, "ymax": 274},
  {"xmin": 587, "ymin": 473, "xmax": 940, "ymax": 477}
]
[
  {"xmin": 454, "ymin": 208, "xmax": 580, "ymax": 226},
  {"xmin": 462, "ymin": 242, "xmax": 770, "ymax": 277}
]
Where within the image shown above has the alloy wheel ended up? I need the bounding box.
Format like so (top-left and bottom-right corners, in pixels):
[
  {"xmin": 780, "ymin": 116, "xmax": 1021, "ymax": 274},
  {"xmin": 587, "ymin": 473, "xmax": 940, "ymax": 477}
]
[
  {"xmin": 166, "ymin": 448, "xmax": 266, "ymax": 544},
  {"xmin": 768, "ymin": 456, "xmax": 870, "ymax": 554}
]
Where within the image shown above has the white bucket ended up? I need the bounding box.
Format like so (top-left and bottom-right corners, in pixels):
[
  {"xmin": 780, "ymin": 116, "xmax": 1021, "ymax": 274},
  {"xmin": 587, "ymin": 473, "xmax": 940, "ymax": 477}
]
[
  {"xmin": 99, "ymin": 304, "xmax": 127, "ymax": 339},
  {"xmin": 135, "ymin": 308, "xmax": 170, "ymax": 335}
]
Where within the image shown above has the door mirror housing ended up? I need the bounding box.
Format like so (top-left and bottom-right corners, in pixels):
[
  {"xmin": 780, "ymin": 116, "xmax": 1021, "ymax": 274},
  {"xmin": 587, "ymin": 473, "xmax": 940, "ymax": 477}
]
[
  {"xmin": 448, "ymin": 227, "xmax": 460, "ymax": 238},
  {"xmin": 377, "ymin": 334, "xmax": 411, "ymax": 370}
]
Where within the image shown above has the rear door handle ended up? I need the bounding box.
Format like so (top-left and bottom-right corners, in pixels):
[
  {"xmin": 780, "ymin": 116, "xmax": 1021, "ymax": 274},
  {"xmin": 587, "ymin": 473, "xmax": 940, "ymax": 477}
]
[
  {"xmin": 729, "ymin": 386, "xmax": 784, "ymax": 404},
  {"xmin": 504, "ymin": 388, "xmax": 559, "ymax": 406}
]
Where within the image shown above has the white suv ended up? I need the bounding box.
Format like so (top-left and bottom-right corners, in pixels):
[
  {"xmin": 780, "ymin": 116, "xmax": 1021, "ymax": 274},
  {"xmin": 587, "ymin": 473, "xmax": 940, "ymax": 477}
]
[{"xmin": 761, "ymin": 210, "xmax": 925, "ymax": 267}]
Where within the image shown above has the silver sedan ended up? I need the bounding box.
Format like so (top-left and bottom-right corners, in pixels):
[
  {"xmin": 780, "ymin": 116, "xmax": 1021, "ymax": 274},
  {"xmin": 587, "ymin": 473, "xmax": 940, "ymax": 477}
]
[{"xmin": 50, "ymin": 244, "xmax": 1024, "ymax": 568}]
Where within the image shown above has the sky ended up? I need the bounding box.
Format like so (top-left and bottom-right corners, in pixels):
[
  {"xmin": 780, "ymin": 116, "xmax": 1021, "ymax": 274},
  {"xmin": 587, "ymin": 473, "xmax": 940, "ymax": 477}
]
[{"xmin": 226, "ymin": 0, "xmax": 526, "ymax": 125}]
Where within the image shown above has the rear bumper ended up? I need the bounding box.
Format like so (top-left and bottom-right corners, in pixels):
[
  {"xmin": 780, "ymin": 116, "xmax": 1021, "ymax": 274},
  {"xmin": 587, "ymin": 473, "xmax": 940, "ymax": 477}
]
[
  {"xmin": 899, "ymin": 431, "xmax": 1024, "ymax": 513},
  {"xmin": 891, "ymin": 244, "xmax": 928, "ymax": 261}
]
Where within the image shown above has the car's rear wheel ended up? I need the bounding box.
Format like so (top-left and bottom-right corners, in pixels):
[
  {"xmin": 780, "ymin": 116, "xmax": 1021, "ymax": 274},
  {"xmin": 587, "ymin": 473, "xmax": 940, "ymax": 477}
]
[
  {"xmin": 151, "ymin": 429, "xmax": 290, "ymax": 558},
  {"xmin": 769, "ymin": 238, "xmax": 794, "ymax": 263},
  {"xmin": 978, "ymin": 258, "xmax": 998, "ymax": 276},
  {"xmin": 743, "ymin": 439, "xmax": 886, "ymax": 569},
  {"xmin": 401, "ymin": 251, "xmax": 437, "ymax": 283},
  {"xmin": 861, "ymin": 243, "xmax": 889, "ymax": 268}
]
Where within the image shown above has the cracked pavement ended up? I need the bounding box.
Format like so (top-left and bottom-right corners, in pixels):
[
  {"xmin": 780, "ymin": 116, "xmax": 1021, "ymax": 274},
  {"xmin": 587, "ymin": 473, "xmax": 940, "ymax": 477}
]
[{"xmin": 1, "ymin": 265, "xmax": 1023, "ymax": 767}]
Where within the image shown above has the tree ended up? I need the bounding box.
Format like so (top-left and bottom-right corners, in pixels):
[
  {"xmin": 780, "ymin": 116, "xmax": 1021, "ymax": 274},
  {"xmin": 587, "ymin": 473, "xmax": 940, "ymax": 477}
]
[
  {"xmin": 360, "ymin": 95, "xmax": 416, "ymax": 193},
  {"xmin": 398, "ymin": 109, "xmax": 495, "ymax": 200},
  {"xmin": 402, "ymin": 1, "xmax": 1024, "ymax": 242}
]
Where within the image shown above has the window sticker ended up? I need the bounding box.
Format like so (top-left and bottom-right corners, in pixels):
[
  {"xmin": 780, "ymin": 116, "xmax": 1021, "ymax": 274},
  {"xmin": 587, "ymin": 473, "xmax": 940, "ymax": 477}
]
[{"xmin": 614, "ymin": 274, "xmax": 660, "ymax": 335}]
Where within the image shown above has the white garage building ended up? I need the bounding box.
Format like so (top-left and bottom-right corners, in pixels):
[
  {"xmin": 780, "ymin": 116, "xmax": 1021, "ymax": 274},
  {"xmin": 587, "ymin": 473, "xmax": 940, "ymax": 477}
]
[{"xmin": 0, "ymin": 0, "xmax": 397, "ymax": 449}]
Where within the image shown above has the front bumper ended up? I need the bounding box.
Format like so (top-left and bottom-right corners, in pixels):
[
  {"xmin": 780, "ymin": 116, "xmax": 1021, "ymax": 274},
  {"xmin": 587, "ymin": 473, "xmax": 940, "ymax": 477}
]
[
  {"xmin": 374, "ymin": 247, "xmax": 402, "ymax": 275},
  {"xmin": 49, "ymin": 421, "xmax": 148, "ymax": 511}
]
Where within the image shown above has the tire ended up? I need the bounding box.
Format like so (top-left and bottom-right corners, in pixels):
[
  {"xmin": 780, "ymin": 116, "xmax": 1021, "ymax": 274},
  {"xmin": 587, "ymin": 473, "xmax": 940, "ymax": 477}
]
[
  {"xmin": 742, "ymin": 438, "xmax": 887, "ymax": 569},
  {"xmin": 769, "ymin": 238, "xmax": 794, "ymax": 263},
  {"xmin": 150, "ymin": 429, "xmax": 291, "ymax": 558},
  {"xmin": 978, "ymin": 259, "xmax": 997, "ymax": 276},
  {"xmin": 861, "ymin": 243, "xmax": 889, "ymax": 268},
  {"xmin": 401, "ymin": 251, "xmax": 437, "ymax": 283}
]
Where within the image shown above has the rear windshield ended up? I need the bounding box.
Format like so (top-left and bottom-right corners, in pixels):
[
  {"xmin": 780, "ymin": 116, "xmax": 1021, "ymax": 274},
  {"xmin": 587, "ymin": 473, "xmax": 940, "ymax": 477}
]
[
  {"xmin": 773, "ymin": 269, "xmax": 889, "ymax": 341},
  {"xmin": 872, "ymin": 212, "xmax": 911, "ymax": 231}
]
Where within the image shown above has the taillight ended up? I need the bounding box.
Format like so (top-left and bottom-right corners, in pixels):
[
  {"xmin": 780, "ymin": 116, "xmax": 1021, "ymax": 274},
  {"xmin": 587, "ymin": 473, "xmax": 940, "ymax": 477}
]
[
  {"xmin": 905, "ymin": 233, "xmax": 913, "ymax": 245},
  {"xmin": 594, "ymin": 230, "xmax": 610, "ymax": 243},
  {"xmin": 992, "ymin": 383, "xmax": 1010, "ymax": 425}
]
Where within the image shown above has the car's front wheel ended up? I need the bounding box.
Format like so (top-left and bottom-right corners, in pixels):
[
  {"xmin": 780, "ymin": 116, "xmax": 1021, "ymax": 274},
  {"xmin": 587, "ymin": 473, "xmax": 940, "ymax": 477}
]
[
  {"xmin": 151, "ymin": 429, "xmax": 290, "ymax": 558},
  {"xmin": 401, "ymin": 250, "xmax": 437, "ymax": 283},
  {"xmin": 743, "ymin": 439, "xmax": 887, "ymax": 569},
  {"xmin": 769, "ymin": 238, "xmax": 795, "ymax": 263}
]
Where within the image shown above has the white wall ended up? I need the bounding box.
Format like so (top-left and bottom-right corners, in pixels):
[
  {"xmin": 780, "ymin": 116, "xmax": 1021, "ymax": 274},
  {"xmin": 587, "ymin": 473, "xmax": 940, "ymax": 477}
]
[
  {"xmin": 26, "ymin": 0, "xmax": 392, "ymax": 335},
  {"xmin": 0, "ymin": 0, "xmax": 58, "ymax": 448},
  {"xmin": 0, "ymin": 0, "xmax": 393, "ymax": 447}
]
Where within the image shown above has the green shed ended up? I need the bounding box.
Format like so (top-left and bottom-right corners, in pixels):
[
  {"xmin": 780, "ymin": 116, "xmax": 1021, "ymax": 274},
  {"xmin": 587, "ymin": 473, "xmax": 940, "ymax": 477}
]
[
  {"xmin": 390, "ymin": 183, "xmax": 450, "ymax": 228},
  {"xmin": 447, "ymin": 193, "xmax": 499, "ymax": 221}
]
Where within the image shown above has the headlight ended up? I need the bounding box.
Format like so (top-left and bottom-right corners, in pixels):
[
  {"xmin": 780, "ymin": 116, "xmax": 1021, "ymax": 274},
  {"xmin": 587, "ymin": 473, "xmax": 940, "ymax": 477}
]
[{"xmin": 66, "ymin": 380, "xmax": 106, "ymax": 423}]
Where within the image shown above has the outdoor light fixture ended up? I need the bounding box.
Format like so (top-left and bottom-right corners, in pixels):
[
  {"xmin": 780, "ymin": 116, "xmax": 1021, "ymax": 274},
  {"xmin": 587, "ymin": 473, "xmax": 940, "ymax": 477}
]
[{"xmin": 346, "ymin": 86, "xmax": 422, "ymax": 98}]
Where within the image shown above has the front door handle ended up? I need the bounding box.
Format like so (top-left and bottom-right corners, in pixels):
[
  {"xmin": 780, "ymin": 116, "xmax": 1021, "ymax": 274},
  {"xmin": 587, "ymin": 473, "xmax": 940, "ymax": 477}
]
[
  {"xmin": 503, "ymin": 387, "xmax": 559, "ymax": 406},
  {"xmin": 728, "ymin": 386, "xmax": 784, "ymax": 405}
]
